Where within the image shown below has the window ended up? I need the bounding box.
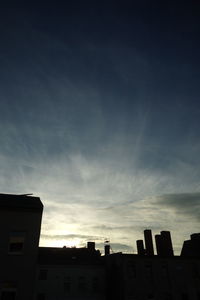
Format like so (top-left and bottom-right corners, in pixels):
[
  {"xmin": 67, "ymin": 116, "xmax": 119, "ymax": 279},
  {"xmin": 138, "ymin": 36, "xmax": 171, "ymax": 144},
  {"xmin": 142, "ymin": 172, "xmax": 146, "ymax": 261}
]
[
  {"xmin": 193, "ymin": 263, "xmax": 199, "ymax": 278},
  {"xmin": 1, "ymin": 290, "xmax": 16, "ymax": 300},
  {"xmin": 127, "ymin": 262, "xmax": 136, "ymax": 278},
  {"xmin": 8, "ymin": 232, "xmax": 25, "ymax": 254},
  {"xmin": 181, "ymin": 293, "xmax": 188, "ymax": 300},
  {"xmin": 64, "ymin": 276, "xmax": 71, "ymax": 293},
  {"xmin": 164, "ymin": 292, "xmax": 173, "ymax": 300},
  {"xmin": 78, "ymin": 276, "xmax": 86, "ymax": 292},
  {"xmin": 37, "ymin": 293, "xmax": 45, "ymax": 300},
  {"xmin": 92, "ymin": 277, "xmax": 99, "ymax": 293},
  {"xmin": 39, "ymin": 270, "xmax": 48, "ymax": 280},
  {"xmin": 161, "ymin": 263, "xmax": 170, "ymax": 284},
  {"xmin": 145, "ymin": 264, "xmax": 153, "ymax": 278}
]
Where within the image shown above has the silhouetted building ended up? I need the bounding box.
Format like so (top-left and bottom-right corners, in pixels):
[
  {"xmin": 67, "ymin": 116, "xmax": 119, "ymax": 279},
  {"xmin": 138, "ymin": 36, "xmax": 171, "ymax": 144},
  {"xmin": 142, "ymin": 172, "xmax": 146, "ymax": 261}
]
[
  {"xmin": 37, "ymin": 245, "xmax": 105, "ymax": 300},
  {"xmin": 181, "ymin": 233, "xmax": 200, "ymax": 257},
  {"xmin": 144, "ymin": 229, "xmax": 154, "ymax": 256},
  {"xmin": 105, "ymin": 252, "xmax": 200, "ymax": 300},
  {"xmin": 1, "ymin": 193, "xmax": 200, "ymax": 300},
  {"xmin": 0, "ymin": 193, "xmax": 43, "ymax": 300}
]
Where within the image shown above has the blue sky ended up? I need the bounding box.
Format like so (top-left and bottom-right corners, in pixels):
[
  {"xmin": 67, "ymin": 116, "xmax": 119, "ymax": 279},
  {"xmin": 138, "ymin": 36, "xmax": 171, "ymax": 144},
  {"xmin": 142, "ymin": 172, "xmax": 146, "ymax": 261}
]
[{"xmin": 0, "ymin": 2, "xmax": 200, "ymax": 254}]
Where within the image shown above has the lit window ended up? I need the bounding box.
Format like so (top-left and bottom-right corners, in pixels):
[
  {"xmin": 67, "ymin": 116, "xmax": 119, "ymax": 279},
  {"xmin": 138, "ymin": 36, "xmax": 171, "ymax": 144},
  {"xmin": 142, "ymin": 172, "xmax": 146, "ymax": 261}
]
[{"xmin": 8, "ymin": 232, "xmax": 25, "ymax": 254}]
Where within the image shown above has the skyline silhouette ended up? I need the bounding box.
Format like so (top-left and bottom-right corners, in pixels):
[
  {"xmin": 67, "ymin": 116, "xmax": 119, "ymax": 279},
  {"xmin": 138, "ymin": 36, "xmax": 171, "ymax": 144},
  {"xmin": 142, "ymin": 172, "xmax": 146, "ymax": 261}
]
[
  {"xmin": 1, "ymin": 193, "xmax": 200, "ymax": 300},
  {"xmin": 0, "ymin": 192, "xmax": 199, "ymax": 256}
]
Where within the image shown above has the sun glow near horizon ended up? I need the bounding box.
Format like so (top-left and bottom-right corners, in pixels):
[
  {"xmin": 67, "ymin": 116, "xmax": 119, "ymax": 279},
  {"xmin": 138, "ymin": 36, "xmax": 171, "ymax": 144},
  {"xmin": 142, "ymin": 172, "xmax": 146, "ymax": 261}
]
[{"xmin": 40, "ymin": 237, "xmax": 82, "ymax": 248}]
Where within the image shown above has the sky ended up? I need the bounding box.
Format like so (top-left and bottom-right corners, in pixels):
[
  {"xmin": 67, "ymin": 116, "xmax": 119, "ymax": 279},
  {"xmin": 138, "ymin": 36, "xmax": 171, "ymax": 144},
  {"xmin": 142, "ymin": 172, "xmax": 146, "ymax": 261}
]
[{"xmin": 0, "ymin": 1, "xmax": 200, "ymax": 254}]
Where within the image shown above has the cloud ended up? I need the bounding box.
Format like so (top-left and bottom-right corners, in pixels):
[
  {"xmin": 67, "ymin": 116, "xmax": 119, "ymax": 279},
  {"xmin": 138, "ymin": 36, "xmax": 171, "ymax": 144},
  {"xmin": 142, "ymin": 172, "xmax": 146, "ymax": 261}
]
[
  {"xmin": 41, "ymin": 233, "xmax": 104, "ymax": 242},
  {"xmin": 152, "ymin": 192, "xmax": 200, "ymax": 221},
  {"xmin": 41, "ymin": 233, "xmax": 133, "ymax": 253},
  {"xmin": 95, "ymin": 242, "xmax": 133, "ymax": 253}
]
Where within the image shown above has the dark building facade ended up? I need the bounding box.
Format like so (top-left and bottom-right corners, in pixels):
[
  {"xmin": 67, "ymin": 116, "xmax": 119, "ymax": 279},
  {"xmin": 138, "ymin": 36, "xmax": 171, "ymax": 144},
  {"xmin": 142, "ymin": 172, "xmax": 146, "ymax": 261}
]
[
  {"xmin": 181, "ymin": 233, "xmax": 200, "ymax": 258},
  {"xmin": 105, "ymin": 252, "xmax": 200, "ymax": 300},
  {"xmin": 0, "ymin": 193, "xmax": 43, "ymax": 300},
  {"xmin": 1, "ymin": 193, "xmax": 200, "ymax": 300},
  {"xmin": 37, "ymin": 245, "xmax": 105, "ymax": 300}
]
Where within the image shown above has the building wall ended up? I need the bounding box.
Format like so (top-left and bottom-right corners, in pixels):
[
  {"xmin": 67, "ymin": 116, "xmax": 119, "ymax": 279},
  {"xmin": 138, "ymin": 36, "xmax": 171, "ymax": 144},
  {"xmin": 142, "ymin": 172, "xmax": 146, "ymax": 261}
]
[
  {"xmin": 0, "ymin": 200, "xmax": 43, "ymax": 300},
  {"xmin": 105, "ymin": 253, "xmax": 200, "ymax": 300},
  {"xmin": 36, "ymin": 263, "xmax": 106, "ymax": 300}
]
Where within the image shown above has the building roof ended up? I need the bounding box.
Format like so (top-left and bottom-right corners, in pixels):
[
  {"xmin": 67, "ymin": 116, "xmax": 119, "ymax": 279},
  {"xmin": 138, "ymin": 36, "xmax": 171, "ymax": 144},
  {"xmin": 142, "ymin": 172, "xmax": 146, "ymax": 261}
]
[
  {"xmin": 38, "ymin": 246, "xmax": 102, "ymax": 265},
  {"xmin": 104, "ymin": 252, "xmax": 197, "ymax": 262},
  {"xmin": 0, "ymin": 193, "xmax": 43, "ymax": 212},
  {"xmin": 181, "ymin": 239, "xmax": 200, "ymax": 258}
]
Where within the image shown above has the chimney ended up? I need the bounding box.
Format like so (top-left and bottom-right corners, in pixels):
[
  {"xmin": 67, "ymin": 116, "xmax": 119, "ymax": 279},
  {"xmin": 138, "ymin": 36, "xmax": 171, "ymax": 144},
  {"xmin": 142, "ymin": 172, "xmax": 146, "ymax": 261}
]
[
  {"xmin": 191, "ymin": 233, "xmax": 200, "ymax": 241},
  {"xmin": 144, "ymin": 229, "xmax": 154, "ymax": 256},
  {"xmin": 155, "ymin": 234, "xmax": 163, "ymax": 256},
  {"xmin": 160, "ymin": 231, "xmax": 174, "ymax": 257},
  {"xmin": 136, "ymin": 240, "xmax": 145, "ymax": 255},
  {"xmin": 87, "ymin": 242, "xmax": 95, "ymax": 251},
  {"xmin": 104, "ymin": 243, "xmax": 110, "ymax": 255}
]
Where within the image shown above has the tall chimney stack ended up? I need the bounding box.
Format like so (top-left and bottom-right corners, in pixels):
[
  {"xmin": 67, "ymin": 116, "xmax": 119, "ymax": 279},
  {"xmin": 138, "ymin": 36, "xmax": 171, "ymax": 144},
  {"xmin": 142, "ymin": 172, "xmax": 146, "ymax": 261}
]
[
  {"xmin": 160, "ymin": 231, "xmax": 174, "ymax": 257},
  {"xmin": 87, "ymin": 242, "xmax": 95, "ymax": 251},
  {"xmin": 136, "ymin": 240, "xmax": 145, "ymax": 255},
  {"xmin": 155, "ymin": 234, "xmax": 163, "ymax": 256},
  {"xmin": 104, "ymin": 241, "xmax": 110, "ymax": 256},
  {"xmin": 144, "ymin": 229, "xmax": 154, "ymax": 256}
]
